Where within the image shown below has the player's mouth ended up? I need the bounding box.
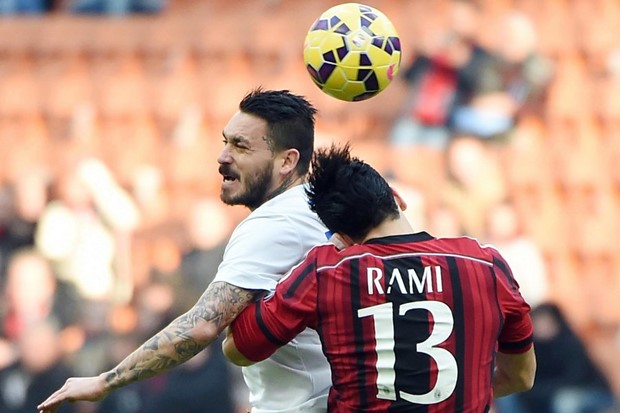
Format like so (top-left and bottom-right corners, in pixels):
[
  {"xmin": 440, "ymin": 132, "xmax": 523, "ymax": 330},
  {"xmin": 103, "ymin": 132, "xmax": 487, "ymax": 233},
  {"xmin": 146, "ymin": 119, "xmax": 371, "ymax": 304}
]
[
  {"xmin": 222, "ymin": 173, "xmax": 239, "ymax": 185},
  {"xmin": 219, "ymin": 166, "xmax": 240, "ymax": 187}
]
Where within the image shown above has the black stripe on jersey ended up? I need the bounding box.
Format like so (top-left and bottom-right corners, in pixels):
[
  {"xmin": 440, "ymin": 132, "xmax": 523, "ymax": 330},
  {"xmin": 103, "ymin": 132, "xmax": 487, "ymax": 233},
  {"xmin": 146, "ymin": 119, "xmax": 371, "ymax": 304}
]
[
  {"xmin": 284, "ymin": 261, "xmax": 316, "ymax": 299},
  {"xmin": 350, "ymin": 258, "xmax": 369, "ymax": 409},
  {"xmin": 498, "ymin": 335, "xmax": 533, "ymax": 352},
  {"xmin": 491, "ymin": 269, "xmax": 505, "ymax": 337},
  {"xmin": 492, "ymin": 256, "xmax": 517, "ymax": 291},
  {"xmin": 255, "ymin": 303, "xmax": 288, "ymax": 346},
  {"xmin": 490, "ymin": 270, "xmax": 503, "ymax": 393},
  {"xmin": 447, "ymin": 256, "xmax": 466, "ymax": 412},
  {"xmin": 388, "ymin": 255, "xmax": 429, "ymax": 413}
]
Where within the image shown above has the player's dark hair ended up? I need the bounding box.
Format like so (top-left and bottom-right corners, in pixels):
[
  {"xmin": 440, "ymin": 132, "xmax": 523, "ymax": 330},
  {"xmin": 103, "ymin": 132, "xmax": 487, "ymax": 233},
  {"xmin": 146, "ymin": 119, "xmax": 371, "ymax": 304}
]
[
  {"xmin": 306, "ymin": 143, "xmax": 399, "ymax": 242},
  {"xmin": 239, "ymin": 88, "xmax": 317, "ymax": 176}
]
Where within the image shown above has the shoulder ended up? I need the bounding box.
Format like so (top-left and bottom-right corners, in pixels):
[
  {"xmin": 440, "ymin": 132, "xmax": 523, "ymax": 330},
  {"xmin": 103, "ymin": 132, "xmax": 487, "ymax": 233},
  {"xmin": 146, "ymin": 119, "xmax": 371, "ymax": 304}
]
[
  {"xmin": 469, "ymin": 238, "xmax": 509, "ymax": 267},
  {"xmin": 235, "ymin": 186, "xmax": 325, "ymax": 237},
  {"xmin": 281, "ymin": 243, "xmax": 341, "ymax": 283},
  {"xmin": 431, "ymin": 235, "xmax": 502, "ymax": 266}
]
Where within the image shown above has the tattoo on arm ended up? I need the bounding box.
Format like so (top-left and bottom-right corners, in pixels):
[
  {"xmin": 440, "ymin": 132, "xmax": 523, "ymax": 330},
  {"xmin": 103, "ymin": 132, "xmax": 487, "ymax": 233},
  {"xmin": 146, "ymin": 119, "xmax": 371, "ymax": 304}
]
[{"xmin": 105, "ymin": 282, "xmax": 259, "ymax": 390}]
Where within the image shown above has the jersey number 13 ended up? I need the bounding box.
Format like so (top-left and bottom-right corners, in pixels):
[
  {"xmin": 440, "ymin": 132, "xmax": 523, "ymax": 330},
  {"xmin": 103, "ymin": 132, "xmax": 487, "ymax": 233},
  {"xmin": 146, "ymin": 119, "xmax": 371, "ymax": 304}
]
[{"xmin": 357, "ymin": 301, "xmax": 458, "ymax": 404}]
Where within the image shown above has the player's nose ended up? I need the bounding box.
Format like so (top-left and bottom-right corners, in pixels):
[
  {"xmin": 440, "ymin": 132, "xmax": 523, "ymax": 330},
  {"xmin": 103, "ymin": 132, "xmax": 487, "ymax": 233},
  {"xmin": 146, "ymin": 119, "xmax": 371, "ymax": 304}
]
[{"xmin": 217, "ymin": 146, "xmax": 233, "ymax": 164}]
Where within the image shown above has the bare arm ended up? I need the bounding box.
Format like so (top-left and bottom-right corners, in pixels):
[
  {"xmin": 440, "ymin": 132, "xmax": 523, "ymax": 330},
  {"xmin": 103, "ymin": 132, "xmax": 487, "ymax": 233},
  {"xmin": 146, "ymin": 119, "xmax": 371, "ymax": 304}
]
[
  {"xmin": 493, "ymin": 346, "xmax": 537, "ymax": 398},
  {"xmin": 222, "ymin": 327, "xmax": 255, "ymax": 367},
  {"xmin": 38, "ymin": 281, "xmax": 258, "ymax": 413}
]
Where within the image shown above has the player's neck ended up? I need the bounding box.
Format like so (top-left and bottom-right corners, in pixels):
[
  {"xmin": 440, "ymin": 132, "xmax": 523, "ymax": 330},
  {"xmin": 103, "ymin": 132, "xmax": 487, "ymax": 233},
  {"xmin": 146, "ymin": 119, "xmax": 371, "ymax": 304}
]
[
  {"xmin": 252, "ymin": 175, "xmax": 304, "ymax": 211},
  {"xmin": 362, "ymin": 213, "xmax": 414, "ymax": 243}
]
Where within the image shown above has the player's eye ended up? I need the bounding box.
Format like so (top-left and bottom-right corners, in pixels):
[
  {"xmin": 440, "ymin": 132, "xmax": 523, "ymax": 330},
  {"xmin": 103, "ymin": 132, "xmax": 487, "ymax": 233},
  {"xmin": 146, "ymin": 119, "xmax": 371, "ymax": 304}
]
[
  {"xmin": 234, "ymin": 141, "xmax": 250, "ymax": 150},
  {"xmin": 223, "ymin": 137, "xmax": 250, "ymax": 151}
]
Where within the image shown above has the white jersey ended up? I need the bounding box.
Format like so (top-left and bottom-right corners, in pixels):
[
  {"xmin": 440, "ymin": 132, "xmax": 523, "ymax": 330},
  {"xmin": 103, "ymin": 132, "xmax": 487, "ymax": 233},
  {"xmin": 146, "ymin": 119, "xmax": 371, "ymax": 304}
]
[{"xmin": 214, "ymin": 185, "xmax": 332, "ymax": 413}]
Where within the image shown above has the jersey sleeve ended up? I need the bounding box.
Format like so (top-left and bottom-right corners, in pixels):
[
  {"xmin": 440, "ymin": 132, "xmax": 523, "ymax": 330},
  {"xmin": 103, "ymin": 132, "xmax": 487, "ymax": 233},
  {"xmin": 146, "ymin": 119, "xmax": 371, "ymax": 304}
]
[
  {"xmin": 230, "ymin": 250, "xmax": 320, "ymax": 362},
  {"xmin": 491, "ymin": 248, "xmax": 534, "ymax": 354},
  {"xmin": 213, "ymin": 214, "xmax": 306, "ymax": 291}
]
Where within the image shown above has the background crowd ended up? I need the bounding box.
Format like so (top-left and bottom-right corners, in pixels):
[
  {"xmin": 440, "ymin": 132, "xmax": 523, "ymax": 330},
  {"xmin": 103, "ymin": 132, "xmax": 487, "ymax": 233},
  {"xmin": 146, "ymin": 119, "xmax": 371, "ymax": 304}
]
[{"xmin": 0, "ymin": 0, "xmax": 619, "ymax": 412}]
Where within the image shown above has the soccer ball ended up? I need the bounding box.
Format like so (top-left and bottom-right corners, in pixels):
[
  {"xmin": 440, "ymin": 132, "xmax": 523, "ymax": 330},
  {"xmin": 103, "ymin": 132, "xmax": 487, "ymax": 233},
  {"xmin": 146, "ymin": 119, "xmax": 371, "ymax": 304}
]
[{"xmin": 303, "ymin": 3, "xmax": 401, "ymax": 102}]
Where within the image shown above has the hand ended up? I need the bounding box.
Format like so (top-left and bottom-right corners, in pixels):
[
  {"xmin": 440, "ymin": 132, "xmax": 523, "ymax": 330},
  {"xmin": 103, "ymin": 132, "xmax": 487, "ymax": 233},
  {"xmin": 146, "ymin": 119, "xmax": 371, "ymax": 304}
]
[{"xmin": 37, "ymin": 374, "xmax": 109, "ymax": 413}]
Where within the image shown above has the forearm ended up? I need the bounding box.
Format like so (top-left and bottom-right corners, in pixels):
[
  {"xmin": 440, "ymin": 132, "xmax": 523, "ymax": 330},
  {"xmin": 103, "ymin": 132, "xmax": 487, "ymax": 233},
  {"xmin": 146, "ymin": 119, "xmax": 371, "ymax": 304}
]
[
  {"xmin": 104, "ymin": 281, "xmax": 257, "ymax": 390},
  {"xmin": 103, "ymin": 314, "xmax": 214, "ymax": 389},
  {"xmin": 492, "ymin": 367, "xmax": 518, "ymax": 398},
  {"xmin": 493, "ymin": 348, "xmax": 536, "ymax": 398}
]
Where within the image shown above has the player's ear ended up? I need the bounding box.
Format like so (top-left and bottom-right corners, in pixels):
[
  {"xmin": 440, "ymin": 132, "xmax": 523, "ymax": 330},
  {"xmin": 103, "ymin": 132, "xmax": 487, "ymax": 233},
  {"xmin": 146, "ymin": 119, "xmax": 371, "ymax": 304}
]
[
  {"xmin": 278, "ymin": 149, "xmax": 300, "ymax": 175},
  {"xmin": 391, "ymin": 187, "xmax": 408, "ymax": 212}
]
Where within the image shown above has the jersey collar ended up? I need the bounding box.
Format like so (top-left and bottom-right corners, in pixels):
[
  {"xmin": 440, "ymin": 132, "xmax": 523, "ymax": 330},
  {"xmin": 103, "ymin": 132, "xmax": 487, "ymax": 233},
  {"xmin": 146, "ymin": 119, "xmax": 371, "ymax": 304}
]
[{"xmin": 364, "ymin": 231, "xmax": 435, "ymax": 245}]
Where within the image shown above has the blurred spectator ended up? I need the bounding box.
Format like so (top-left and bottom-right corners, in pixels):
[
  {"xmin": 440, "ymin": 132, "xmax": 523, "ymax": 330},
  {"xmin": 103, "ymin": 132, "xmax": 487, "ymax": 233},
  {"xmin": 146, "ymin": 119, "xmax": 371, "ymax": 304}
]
[
  {"xmin": 65, "ymin": 0, "xmax": 166, "ymax": 15},
  {"xmin": 177, "ymin": 197, "xmax": 234, "ymax": 311},
  {"xmin": 0, "ymin": 170, "xmax": 49, "ymax": 279},
  {"xmin": 494, "ymin": 11, "xmax": 553, "ymax": 118},
  {"xmin": 441, "ymin": 135, "xmax": 507, "ymax": 238},
  {"xmin": 0, "ymin": 249, "xmax": 82, "ymax": 343},
  {"xmin": 131, "ymin": 165, "xmax": 170, "ymax": 229},
  {"xmin": 35, "ymin": 158, "xmax": 140, "ymax": 304},
  {"xmin": 389, "ymin": 0, "xmax": 498, "ymax": 149},
  {"xmin": 384, "ymin": 179, "xmax": 427, "ymax": 239},
  {"xmin": 484, "ymin": 199, "xmax": 549, "ymax": 308},
  {"xmin": 0, "ymin": 320, "xmax": 76, "ymax": 413},
  {"xmin": 426, "ymin": 202, "xmax": 465, "ymax": 238},
  {"xmin": 454, "ymin": 10, "xmax": 553, "ymax": 140},
  {"xmin": 496, "ymin": 303, "xmax": 616, "ymax": 413}
]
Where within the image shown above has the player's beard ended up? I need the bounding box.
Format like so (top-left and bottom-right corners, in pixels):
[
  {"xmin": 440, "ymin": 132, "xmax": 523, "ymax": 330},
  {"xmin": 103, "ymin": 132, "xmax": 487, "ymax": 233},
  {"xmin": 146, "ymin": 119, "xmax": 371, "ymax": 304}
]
[{"xmin": 220, "ymin": 162, "xmax": 274, "ymax": 211}]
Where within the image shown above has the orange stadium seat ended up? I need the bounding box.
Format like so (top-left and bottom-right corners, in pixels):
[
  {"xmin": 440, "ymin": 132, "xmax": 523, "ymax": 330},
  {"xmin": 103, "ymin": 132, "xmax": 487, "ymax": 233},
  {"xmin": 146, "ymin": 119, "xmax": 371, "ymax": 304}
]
[
  {"xmin": 98, "ymin": 116, "xmax": 159, "ymax": 187},
  {"xmin": 571, "ymin": 0, "xmax": 620, "ymax": 56},
  {"xmin": 600, "ymin": 123, "xmax": 620, "ymax": 188},
  {"xmin": 148, "ymin": 52, "xmax": 199, "ymax": 122},
  {"xmin": 515, "ymin": 185, "xmax": 570, "ymax": 257},
  {"xmin": 502, "ymin": 117, "xmax": 553, "ymax": 191},
  {"xmin": 34, "ymin": 16, "xmax": 93, "ymax": 56},
  {"xmin": 518, "ymin": 0, "xmax": 576, "ymax": 58},
  {"xmin": 92, "ymin": 52, "xmax": 150, "ymax": 119},
  {"xmin": 0, "ymin": 18, "xmax": 40, "ymax": 54},
  {"xmin": 0, "ymin": 53, "xmax": 40, "ymax": 117},
  {"xmin": 546, "ymin": 254, "xmax": 587, "ymax": 315},
  {"xmin": 38, "ymin": 53, "xmax": 94, "ymax": 120},
  {"xmin": 387, "ymin": 145, "xmax": 447, "ymax": 207},
  {"xmin": 0, "ymin": 115, "xmax": 50, "ymax": 182},
  {"xmin": 547, "ymin": 118, "xmax": 603, "ymax": 190},
  {"xmin": 546, "ymin": 52, "xmax": 592, "ymax": 123},
  {"xmin": 595, "ymin": 75, "xmax": 620, "ymax": 125}
]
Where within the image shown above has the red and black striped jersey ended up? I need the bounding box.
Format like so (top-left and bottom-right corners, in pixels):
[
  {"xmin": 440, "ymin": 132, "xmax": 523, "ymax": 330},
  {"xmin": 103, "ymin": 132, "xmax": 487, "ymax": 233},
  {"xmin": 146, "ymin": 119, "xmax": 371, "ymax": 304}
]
[{"xmin": 231, "ymin": 232, "xmax": 533, "ymax": 413}]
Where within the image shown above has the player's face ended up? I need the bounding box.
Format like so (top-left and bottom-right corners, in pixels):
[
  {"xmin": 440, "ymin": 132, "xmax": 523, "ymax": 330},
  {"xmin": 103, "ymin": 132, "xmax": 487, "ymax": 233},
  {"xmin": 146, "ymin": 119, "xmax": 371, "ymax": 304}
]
[{"xmin": 218, "ymin": 111, "xmax": 277, "ymax": 210}]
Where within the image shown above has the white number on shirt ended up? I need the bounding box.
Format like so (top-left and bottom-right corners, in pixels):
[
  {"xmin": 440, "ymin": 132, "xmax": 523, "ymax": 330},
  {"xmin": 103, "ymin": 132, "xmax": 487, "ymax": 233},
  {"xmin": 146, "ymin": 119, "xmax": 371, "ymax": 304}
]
[{"xmin": 357, "ymin": 301, "xmax": 458, "ymax": 404}]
